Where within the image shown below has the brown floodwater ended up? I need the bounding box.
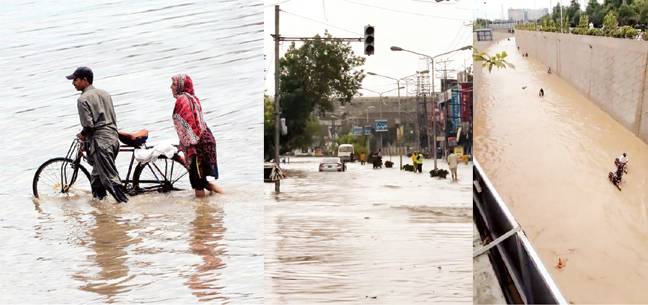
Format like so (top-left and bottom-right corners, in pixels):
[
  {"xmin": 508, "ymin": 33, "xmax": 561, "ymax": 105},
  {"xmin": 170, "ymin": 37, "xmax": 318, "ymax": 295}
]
[
  {"xmin": 264, "ymin": 157, "xmax": 473, "ymax": 304},
  {"xmin": 475, "ymin": 35, "xmax": 648, "ymax": 303}
]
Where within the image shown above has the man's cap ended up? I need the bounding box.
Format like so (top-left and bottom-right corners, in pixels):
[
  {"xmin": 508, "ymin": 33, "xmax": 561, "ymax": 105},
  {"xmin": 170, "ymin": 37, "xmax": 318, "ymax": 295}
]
[{"xmin": 66, "ymin": 66, "xmax": 93, "ymax": 80}]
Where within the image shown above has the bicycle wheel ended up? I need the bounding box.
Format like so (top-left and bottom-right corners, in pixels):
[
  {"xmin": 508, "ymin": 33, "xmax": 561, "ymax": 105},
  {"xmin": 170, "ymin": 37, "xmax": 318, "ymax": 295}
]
[
  {"xmin": 33, "ymin": 157, "xmax": 92, "ymax": 199},
  {"xmin": 132, "ymin": 156, "xmax": 190, "ymax": 193}
]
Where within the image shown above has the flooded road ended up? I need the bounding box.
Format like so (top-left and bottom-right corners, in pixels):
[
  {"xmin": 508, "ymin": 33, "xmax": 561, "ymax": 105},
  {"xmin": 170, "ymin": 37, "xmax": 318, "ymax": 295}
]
[
  {"xmin": 264, "ymin": 157, "xmax": 472, "ymax": 304},
  {"xmin": 475, "ymin": 36, "xmax": 648, "ymax": 303},
  {"xmin": 1, "ymin": 1, "xmax": 263, "ymax": 303}
]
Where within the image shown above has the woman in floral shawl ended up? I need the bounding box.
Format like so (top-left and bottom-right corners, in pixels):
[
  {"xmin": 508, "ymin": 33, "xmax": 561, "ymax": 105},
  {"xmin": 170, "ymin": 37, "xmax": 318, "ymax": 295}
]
[{"xmin": 171, "ymin": 74, "xmax": 223, "ymax": 196}]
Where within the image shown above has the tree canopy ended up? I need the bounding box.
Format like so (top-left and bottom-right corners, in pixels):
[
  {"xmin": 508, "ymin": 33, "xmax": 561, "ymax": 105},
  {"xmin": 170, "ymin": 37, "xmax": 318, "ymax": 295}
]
[{"xmin": 265, "ymin": 32, "xmax": 365, "ymax": 157}]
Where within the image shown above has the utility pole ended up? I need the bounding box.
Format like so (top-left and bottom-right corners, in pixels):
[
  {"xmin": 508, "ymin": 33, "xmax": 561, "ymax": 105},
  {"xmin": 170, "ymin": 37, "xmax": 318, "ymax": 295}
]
[
  {"xmin": 414, "ymin": 72, "xmax": 423, "ymax": 151},
  {"xmin": 429, "ymin": 58, "xmax": 437, "ymax": 170},
  {"xmin": 436, "ymin": 59, "xmax": 454, "ymax": 160},
  {"xmin": 397, "ymin": 79, "xmax": 402, "ymax": 170},
  {"xmin": 274, "ymin": 5, "xmax": 281, "ymax": 193}
]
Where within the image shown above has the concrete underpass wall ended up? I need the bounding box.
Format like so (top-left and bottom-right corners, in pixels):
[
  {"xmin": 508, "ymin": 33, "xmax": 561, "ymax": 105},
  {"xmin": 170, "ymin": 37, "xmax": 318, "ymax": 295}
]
[{"xmin": 515, "ymin": 30, "xmax": 648, "ymax": 143}]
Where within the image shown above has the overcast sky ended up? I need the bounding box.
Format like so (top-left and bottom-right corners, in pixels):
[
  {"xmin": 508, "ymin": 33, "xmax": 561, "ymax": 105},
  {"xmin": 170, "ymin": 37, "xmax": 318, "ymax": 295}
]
[
  {"xmin": 264, "ymin": 0, "xmax": 473, "ymax": 97},
  {"xmin": 473, "ymin": 0, "xmax": 600, "ymax": 20}
]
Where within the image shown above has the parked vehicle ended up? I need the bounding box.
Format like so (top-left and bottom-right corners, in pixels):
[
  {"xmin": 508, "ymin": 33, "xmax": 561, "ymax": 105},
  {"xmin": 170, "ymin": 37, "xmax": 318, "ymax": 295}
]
[
  {"xmin": 319, "ymin": 157, "xmax": 346, "ymax": 172},
  {"xmin": 338, "ymin": 144, "xmax": 354, "ymax": 162}
]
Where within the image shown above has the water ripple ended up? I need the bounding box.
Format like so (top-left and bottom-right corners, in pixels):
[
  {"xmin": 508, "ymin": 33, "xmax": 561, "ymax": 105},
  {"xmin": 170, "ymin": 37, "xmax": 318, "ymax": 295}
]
[{"xmin": 1, "ymin": 1, "xmax": 263, "ymax": 304}]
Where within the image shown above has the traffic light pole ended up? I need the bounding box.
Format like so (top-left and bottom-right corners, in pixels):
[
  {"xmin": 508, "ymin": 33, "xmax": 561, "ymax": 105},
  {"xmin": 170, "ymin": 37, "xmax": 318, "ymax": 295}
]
[
  {"xmin": 274, "ymin": 5, "xmax": 281, "ymax": 193},
  {"xmin": 279, "ymin": 37, "xmax": 362, "ymax": 42},
  {"xmin": 271, "ymin": 7, "xmax": 370, "ymax": 193}
]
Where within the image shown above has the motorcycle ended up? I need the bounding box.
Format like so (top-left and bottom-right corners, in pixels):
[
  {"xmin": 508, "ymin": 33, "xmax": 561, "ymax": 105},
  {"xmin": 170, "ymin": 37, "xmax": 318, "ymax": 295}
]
[{"xmin": 608, "ymin": 171, "xmax": 622, "ymax": 191}]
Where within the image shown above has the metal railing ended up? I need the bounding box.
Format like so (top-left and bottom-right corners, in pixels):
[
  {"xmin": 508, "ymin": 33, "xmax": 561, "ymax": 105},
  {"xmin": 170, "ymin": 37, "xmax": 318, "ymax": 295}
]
[{"xmin": 473, "ymin": 159, "xmax": 568, "ymax": 304}]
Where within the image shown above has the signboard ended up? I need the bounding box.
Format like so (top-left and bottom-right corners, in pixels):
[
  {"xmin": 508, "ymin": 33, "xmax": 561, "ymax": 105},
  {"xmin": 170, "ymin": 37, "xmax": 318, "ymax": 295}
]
[
  {"xmin": 375, "ymin": 119, "xmax": 388, "ymax": 132},
  {"xmin": 448, "ymin": 136, "xmax": 457, "ymax": 147},
  {"xmin": 450, "ymin": 88, "xmax": 461, "ymax": 133},
  {"xmin": 364, "ymin": 126, "xmax": 372, "ymax": 135},
  {"xmin": 433, "ymin": 89, "xmax": 453, "ymax": 105},
  {"xmin": 352, "ymin": 126, "xmax": 363, "ymax": 136}
]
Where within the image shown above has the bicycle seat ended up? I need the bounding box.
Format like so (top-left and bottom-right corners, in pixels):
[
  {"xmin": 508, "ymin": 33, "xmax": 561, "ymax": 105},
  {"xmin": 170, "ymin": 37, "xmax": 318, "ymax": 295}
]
[{"xmin": 118, "ymin": 129, "xmax": 149, "ymax": 148}]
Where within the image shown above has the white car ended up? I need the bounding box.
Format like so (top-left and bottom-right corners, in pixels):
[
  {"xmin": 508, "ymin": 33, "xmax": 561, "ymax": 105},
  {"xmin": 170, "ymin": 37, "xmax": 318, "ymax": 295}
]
[{"xmin": 319, "ymin": 157, "xmax": 346, "ymax": 172}]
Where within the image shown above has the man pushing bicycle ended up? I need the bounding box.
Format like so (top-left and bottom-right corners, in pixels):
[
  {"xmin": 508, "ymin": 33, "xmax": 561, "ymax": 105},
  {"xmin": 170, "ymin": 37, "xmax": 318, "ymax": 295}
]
[{"xmin": 67, "ymin": 66, "xmax": 128, "ymax": 203}]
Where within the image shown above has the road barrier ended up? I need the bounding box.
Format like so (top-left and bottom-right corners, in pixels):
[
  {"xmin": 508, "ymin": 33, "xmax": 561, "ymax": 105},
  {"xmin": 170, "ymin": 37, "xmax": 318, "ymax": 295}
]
[{"xmin": 473, "ymin": 159, "xmax": 567, "ymax": 304}]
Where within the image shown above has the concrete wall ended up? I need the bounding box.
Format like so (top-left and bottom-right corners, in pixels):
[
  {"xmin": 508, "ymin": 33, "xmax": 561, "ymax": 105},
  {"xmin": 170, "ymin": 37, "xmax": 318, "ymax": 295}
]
[{"xmin": 516, "ymin": 30, "xmax": 648, "ymax": 143}]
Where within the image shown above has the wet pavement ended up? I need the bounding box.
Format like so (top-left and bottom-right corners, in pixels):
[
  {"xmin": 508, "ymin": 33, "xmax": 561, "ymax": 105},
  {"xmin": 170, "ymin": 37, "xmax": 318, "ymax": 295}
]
[
  {"xmin": 475, "ymin": 35, "xmax": 648, "ymax": 303},
  {"xmin": 1, "ymin": 1, "xmax": 263, "ymax": 304},
  {"xmin": 264, "ymin": 157, "xmax": 472, "ymax": 304}
]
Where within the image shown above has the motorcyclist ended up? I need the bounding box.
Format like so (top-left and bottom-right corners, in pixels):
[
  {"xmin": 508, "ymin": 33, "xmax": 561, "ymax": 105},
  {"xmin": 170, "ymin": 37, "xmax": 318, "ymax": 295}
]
[
  {"xmin": 619, "ymin": 153, "xmax": 629, "ymax": 172},
  {"xmin": 614, "ymin": 158, "xmax": 624, "ymax": 181}
]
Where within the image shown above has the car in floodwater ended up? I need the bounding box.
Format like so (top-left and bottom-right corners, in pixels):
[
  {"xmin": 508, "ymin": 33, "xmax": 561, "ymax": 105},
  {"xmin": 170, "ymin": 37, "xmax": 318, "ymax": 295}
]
[{"xmin": 319, "ymin": 157, "xmax": 346, "ymax": 172}]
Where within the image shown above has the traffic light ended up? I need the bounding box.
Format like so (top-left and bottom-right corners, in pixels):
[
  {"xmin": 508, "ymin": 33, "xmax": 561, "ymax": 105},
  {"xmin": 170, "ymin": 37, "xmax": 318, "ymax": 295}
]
[{"xmin": 364, "ymin": 25, "xmax": 375, "ymax": 56}]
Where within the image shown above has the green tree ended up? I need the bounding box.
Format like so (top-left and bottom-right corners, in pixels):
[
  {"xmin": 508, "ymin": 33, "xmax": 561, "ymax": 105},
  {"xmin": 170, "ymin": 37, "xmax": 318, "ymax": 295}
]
[
  {"xmin": 618, "ymin": 3, "xmax": 639, "ymax": 25},
  {"xmin": 587, "ymin": 0, "xmax": 606, "ymax": 27},
  {"xmin": 264, "ymin": 95, "xmax": 275, "ymax": 159},
  {"xmin": 293, "ymin": 116, "xmax": 321, "ymax": 149},
  {"xmin": 572, "ymin": 14, "xmax": 590, "ymax": 34},
  {"xmin": 551, "ymin": 3, "xmax": 561, "ymax": 21},
  {"xmin": 567, "ymin": 0, "xmax": 582, "ymax": 27},
  {"xmin": 579, "ymin": 14, "xmax": 590, "ymax": 28},
  {"xmin": 475, "ymin": 18, "xmax": 491, "ymax": 29},
  {"xmin": 603, "ymin": 10, "xmax": 619, "ymax": 34},
  {"xmin": 604, "ymin": 0, "xmax": 624, "ymax": 10},
  {"xmin": 473, "ymin": 50, "xmax": 515, "ymax": 73},
  {"xmin": 276, "ymin": 31, "xmax": 365, "ymax": 153},
  {"xmin": 632, "ymin": 0, "xmax": 648, "ymax": 26}
]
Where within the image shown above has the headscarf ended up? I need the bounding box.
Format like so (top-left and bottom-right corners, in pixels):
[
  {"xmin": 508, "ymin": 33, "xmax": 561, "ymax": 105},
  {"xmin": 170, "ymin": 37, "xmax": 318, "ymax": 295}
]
[
  {"xmin": 172, "ymin": 73, "xmax": 195, "ymax": 96},
  {"xmin": 172, "ymin": 74, "xmax": 207, "ymax": 156}
]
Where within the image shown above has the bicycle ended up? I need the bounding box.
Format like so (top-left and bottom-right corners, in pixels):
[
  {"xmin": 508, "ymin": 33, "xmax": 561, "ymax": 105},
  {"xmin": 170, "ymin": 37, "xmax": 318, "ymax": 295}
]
[{"xmin": 32, "ymin": 130, "xmax": 190, "ymax": 199}]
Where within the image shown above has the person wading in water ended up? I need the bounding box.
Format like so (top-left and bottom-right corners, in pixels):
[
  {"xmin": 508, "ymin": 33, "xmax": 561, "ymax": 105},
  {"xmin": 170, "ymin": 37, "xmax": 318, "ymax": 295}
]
[
  {"xmin": 171, "ymin": 74, "xmax": 224, "ymax": 197},
  {"xmin": 67, "ymin": 66, "xmax": 128, "ymax": 203}
]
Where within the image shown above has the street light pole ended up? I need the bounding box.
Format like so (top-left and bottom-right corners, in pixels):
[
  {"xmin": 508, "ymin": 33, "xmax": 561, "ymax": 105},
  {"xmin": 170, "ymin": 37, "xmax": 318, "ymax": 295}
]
[{"xmin": 390, "ymin": 44, "xmax": 471, "ymax": 171}]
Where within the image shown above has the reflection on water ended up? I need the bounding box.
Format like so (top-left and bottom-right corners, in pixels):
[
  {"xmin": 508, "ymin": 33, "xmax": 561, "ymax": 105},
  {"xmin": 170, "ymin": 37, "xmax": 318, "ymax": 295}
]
[
  {"xmin": 475, "ymin": 36, "xmax": 648, "ymax": 303},
  {"xmin": 265, "ymin": 158, "xmax": 472, "ymax": 304},
  {"xmin": 72, "ymin": 209, "xmax": 137, "ymax": 303},
  {"xmin": 0, "ymin": 1, "xmax": 263, "ymax": 303},
  {"xmin": 20, "ymin": 193, "xmax": 262, "ymax": 304},
  {"xmin": 185, "ymin": 203, "xmax": 227, "ymax": 303}
]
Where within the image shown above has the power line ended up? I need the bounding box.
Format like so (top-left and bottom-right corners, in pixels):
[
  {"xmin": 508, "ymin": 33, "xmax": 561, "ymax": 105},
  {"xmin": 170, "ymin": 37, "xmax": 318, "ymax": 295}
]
[
  {"xmin": 342, "ymin": 0, "xmax": 471, "ymax": 21},
  {"xmin": 264, "ymin": 0, "xmax": 293, "ymax": 7},
  {"xmin": 281, "ymin": 9, "xmax": 362, "ymax": 35},
  {"xmin": 406, "ymin": 0, "xmax": 474, "ymax": 11},
  {"xmin": 448, "ymin": 26, "xmax": 471, "ymax": 52},
  {"xmin": 445, "ymin": 25, "xmax": 465, "ymax": 52}
]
